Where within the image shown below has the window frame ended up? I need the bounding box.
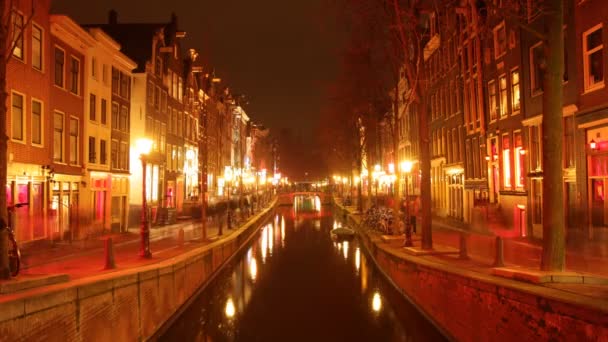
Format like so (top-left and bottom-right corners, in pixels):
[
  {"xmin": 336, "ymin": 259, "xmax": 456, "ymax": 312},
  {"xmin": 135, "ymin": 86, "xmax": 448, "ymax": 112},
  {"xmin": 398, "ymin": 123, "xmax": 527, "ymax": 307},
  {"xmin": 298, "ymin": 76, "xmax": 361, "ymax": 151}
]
[
  {"xmin": 499, "ymin": 74, "xmax": 508, "ymax": 118},
  {"xmin": 11, "ymin": 91, "xmax": 25, "ymax": 142},
  {"xmin": 488, "ymin": 80, "xmax": 498, "ymax": 122},
  {"xmin": 54, "ymin": 46, "xmax": 65, "ymax": 88},
  {"xmin": 529, "ymin": 41, "xmax": 544, "ymax": 96},
  {"xmin": 511, "ymin": 68, "xmax": 521, "ymax": 114},
  {"xmin": 583, "ymin": 23, "xmax": 604, "ymax": 92},
  {"xmin": 89, "ymin": 93, "xmax": 96, "ymax": 121},
  {"xmin": 69, "ymin": 116, "xmax": 80, "ymax": 165},
  {"xmin": 493, "ymin": 22, "xmax": 507, "ymax": 59},
  {"xmin": 69, "ymin": 56, "xmax": 81, "ymax": 95},
  {"xmin": 31, "ymin": 98, "xmax": 43, "ymax": 146},
  {"xmin": 53, "ymin": 111, "xmax": 65, "ymax": 162},
  {"xmin": 31, "ymin": 23, "xmax": 43, "ymax": 71},
  {"xmin": 11, "ymin": 10, "xmax": 24, "ymax": 61}
]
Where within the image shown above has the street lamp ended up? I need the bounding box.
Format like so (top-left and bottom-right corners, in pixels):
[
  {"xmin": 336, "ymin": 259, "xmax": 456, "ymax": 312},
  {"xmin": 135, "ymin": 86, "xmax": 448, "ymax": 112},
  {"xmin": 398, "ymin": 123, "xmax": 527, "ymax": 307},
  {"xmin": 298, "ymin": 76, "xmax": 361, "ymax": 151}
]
[
  {"xmin": 400, "ymin": 161, "xmax": 413, "ymax": 247},
  {"xmin": 137, "ymin": 138, "xmax": 153, "ymax": 258}
]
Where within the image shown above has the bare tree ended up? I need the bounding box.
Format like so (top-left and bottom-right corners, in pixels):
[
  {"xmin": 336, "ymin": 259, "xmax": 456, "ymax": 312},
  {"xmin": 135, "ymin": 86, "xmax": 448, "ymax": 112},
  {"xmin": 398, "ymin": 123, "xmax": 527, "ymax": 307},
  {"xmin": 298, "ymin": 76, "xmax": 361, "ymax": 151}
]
[{"xmin": 0, "ymin": 0, "xmax": 34, "ymax": 279}]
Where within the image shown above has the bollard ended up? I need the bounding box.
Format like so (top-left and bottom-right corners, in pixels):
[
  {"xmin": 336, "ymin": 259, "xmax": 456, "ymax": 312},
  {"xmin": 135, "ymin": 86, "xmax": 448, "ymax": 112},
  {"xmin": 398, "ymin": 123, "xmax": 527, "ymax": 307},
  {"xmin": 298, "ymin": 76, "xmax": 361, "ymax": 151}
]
[
  {"xmin": 493, "ymin": 236, "xmax": 505, "ymax": 267},
  {"xmin": 177, "ymin": 228, "xmax": 184, "ymax": 248},
  {"xmin": 104, "ymin": 237, "xmax": 116, "ymax": 269},
  {"xmin": 459, "ymin": 232, "xmax": 469, "ymax": 260}
]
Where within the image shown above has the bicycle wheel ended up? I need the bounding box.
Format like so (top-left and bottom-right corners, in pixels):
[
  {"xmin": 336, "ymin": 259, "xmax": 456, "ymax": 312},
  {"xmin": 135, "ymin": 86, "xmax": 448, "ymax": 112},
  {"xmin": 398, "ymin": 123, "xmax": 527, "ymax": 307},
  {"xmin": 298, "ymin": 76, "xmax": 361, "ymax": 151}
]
[{"xmin": 8, "ymin": 241, "xmax": 20, "ymax": 277}]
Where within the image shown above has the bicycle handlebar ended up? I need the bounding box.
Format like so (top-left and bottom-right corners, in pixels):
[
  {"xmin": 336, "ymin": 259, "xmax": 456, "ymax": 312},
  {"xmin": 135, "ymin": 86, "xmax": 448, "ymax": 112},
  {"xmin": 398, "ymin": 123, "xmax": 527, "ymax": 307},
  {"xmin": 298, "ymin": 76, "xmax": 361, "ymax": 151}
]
[{"xmin": 8, "ymin": 203, "xmax": 29, "ymax": 210}]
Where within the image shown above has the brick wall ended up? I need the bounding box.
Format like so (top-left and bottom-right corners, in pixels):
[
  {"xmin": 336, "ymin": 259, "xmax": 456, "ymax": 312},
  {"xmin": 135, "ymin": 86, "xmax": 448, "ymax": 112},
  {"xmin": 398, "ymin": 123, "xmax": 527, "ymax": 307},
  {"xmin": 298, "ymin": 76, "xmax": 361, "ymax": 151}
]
[
  {"xmin": 0, "ymin": 205, "xmax": 274, "ymax": 341},
  {"xmin": 358, "ymin": 232, "xmax": 608, "ymax": 341}
]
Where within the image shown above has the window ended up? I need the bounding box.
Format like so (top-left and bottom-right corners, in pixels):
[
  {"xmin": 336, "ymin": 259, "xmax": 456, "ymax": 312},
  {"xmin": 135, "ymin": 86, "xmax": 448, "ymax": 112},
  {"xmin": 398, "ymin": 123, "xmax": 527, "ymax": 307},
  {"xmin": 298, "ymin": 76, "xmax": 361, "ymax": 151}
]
[
  {"xmin": 91, "ymin": 57, "xmax": 97, "ymax": 78},
  {"xmin": 583, "ymin": 24, "xmax": 604, "ymax": 91},
  {"xmin": 111, "ymin": 102, "xmax": 119, "ymax": 130},
  {"xmin": 111, "ymin": 140, "xmax": 118, "ymax": 169},
  {"xmin": 101, "ymin": 98, "xmax": 107, "ymax": 125},
  {"xmin": 54, "ymin": 48, "xmax": 65, "ymax": 87},
  {"xmin": 112, "ymin": 67, "xmax": 120, "ymax": 94},
  {"xmin": 32, "ymin": 24, "xmax": 42, "ymax": 70},
  {"xmin": 11, "ymin": 11, "xmax": 24, "ymax": 60},
  {"xmin": 493, "ymin": 22, "xmax": 507, "ymax": 58},
  {"xmin": 69, "ymin": 118, "xmax": 79, "ymax": 164},
  {"xmin": 514, "ymin": 132, "xmax": 524, "ymax": 189},
  {"xmin": 161, "ymin": 123, "xmax": 166, "ymax": 153},
  {"xmin": 119, "ymin": 105, "xmax": 128, "ymax": 131},
  {"xmin": 119, "ymin": 142, "xmax": 128, "ymax": 170},
  {"xmin": 155, "ymin": 86, "xmax": 160, "ymax": 110},
  {"xmin": 89, "ymin": 94, "xmax": 96, "ymax": 121},
  {"xmin": 88, "ymin": 136, "xmax": 96, "ymax": 163},
  {"xmin": 155, "ymin": 57, "xmax": 162, "ymax": 76},
  {"xmin": 530, "ymin": 125, "xmax": 542, "ymax": 171},
  {"xmin": 172, "ymin": 72, "xmax": 178, "ymax": 98},
  {"xmin": 511, "ymin": 69, "xmax": 520, "ymax": 112},
  {"xmin": 100, "ymin": 140, "xmax": 107, "ymax": 165},
  {"xmin": 11, "ymin": 92, "xmax": 24, "ymax": 141},
  {"xmin": 499, "ymin": 75, "xmax": 508, "ymax": 117},
  {"xmin": 488, "ymin": 80, "xmax": 497, "ymax": 121},
  {"xmin": 102, "ymin": 64, "xmax": 108, "ymax": 84},
  {"xmin": 530, "ymin": 42, "xmax": 544, "ymax": 94},
  {"xmin": 120, "ymin": 72, "xmax": 129, "ymax": 98},
  {"xmin": 564, "ymin": 116, "xmax": 575, "ymax": 168},
  {"xmin": 53, "ymin": 112, "xmax": 64, "ymax": 162},
  {"xmin": 69, "ymin": 57, "xmax": 80, "ymax": 94},
  {"xmin": 178, "ymin": 77, "xmax": 183, "ymax": 102},
  {"xmin": 32, "ymin": 99, "xmax": 42, "ymax": 145},
  {"xmin": 147, "ymin": 82, "xmax": 154, "ymax": 104},
  {"xmin": 502, "ymin": 134, "xmax": 511, "ymax": 188}
]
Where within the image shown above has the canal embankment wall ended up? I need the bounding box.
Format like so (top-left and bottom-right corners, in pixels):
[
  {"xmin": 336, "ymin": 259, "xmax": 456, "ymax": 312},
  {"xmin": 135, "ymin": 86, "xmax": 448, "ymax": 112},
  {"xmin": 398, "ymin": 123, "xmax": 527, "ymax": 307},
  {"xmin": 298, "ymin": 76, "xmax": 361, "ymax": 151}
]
[
  {"xmin": 336, "ymin": 204, "xmax": 608, "ymax": 342},
  {"xmin": 0, "ymin": 203, "xmax": 276, "ymax": 342}
]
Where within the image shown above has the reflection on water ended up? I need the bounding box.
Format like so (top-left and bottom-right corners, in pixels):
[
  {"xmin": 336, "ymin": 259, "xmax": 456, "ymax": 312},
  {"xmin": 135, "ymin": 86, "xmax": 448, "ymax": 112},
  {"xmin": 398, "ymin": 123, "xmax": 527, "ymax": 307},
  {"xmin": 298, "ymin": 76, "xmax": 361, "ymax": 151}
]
[{"xmin": 161, "ymin": 206, "xmax": 446, "ymax": 342}]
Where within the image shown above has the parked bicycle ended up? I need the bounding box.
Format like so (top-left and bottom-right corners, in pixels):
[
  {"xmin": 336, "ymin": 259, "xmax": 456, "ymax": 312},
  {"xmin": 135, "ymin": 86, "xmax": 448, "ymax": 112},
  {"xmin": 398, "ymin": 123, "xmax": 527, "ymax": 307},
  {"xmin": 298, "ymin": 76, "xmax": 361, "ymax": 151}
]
[
  {"xmin": 7, "ymin": 203, "xmax": 28, "ymax": 277},
  {"xmin": 363, "ymin": 205, "xmax": 395, "ymax": 234}
]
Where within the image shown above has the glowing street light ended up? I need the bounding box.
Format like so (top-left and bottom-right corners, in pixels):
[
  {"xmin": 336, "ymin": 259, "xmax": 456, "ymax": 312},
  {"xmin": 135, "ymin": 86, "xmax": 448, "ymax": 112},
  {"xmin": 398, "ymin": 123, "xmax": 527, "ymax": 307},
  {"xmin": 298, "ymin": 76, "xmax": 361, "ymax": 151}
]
[{"xmin": 136, "ymin": 138, "xmax": 153, "ymax": 258}]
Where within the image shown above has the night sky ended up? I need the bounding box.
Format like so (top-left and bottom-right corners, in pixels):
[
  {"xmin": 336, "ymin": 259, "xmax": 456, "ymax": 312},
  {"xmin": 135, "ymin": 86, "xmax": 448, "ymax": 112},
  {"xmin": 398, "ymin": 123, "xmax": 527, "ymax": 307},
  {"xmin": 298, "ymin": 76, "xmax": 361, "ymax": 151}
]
[{"xmin": 52, "ymin": 0, "xmax": 345, "ymax": 178}]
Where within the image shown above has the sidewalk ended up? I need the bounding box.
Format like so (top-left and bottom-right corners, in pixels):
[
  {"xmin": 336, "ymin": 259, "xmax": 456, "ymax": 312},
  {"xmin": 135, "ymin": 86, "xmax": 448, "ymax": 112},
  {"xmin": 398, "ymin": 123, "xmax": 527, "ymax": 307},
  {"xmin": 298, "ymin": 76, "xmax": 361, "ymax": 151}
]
[
  {"xmin": 336, "ymin": 201, "xmax": 608, "ymax": 303},
  {"xmin": 1, "ymin": 203, "xmax": 273, "ymax": 294}
]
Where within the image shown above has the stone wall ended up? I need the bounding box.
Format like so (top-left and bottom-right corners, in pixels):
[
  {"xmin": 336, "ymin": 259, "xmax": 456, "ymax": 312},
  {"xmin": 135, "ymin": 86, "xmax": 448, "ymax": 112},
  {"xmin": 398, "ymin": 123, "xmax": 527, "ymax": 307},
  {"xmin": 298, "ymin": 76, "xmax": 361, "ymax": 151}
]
[
  {"xmin": 356, "ymin": 231, "xmax": 608, "ymax": 342},
  {"xmin": 0, "ymin": 205, "xmax": 274, "ymax": 341}
]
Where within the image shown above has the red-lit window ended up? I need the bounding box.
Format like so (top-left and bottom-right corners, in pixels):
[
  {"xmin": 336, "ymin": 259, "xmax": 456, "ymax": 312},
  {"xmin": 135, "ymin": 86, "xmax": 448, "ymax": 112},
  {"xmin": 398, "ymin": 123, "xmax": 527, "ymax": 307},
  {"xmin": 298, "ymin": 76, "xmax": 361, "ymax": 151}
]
[
  {"xmin": 514, "ymin": 132, "xmax": 524, "ymax": 189},
  {"xmin": 503, "ymin": 134, "xmax": 511, "ymax": 188}
]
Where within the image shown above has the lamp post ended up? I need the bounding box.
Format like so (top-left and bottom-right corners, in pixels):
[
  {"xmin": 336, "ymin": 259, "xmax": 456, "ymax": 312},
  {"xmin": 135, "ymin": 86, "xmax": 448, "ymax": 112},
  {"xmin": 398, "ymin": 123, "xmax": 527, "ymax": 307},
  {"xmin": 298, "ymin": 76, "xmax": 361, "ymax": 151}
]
[
  {"xmin": 137, "ymin": 138, "xmax": 153, "ymax": 258},
  {"xmin": 400, "ymin": 161, "xmax": 413, "ymax": 247},
  {"xmin": 224, "ymin": 167, "xmax": 233, "ymax": 232}
]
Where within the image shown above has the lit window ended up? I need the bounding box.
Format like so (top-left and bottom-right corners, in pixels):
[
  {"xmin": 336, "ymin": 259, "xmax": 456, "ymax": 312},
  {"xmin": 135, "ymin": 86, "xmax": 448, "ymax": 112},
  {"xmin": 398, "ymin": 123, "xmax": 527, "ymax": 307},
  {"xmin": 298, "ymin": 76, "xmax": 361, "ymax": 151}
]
[
  {"xmin": 514, "ymin": 132, "xmax": 524, "ymax": 189},
  {"xmin": 11, "ymin": 11, "xmax": 24, "ymax": 60},
  {"xmin": 499, "ymin": 75, "xmax": 508, "ymax": 117},
  {"xmin": 583, "ymin": 24, "xmax": 604, "ymax": 91},
  {"xmin": 503, "ymin": 135, "xmax": 511, "ymax": 188},
  {"xmin": 511, "ymin": 69, "xmax": 520, "ymax": 112}
]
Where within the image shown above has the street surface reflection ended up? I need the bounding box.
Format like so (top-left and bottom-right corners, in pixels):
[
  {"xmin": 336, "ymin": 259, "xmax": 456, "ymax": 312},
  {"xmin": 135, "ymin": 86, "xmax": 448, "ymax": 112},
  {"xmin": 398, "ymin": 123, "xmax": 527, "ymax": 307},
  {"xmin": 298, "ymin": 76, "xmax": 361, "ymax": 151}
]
[{"xmin": 161, "ymin": 206, "xmax": 446, "ymax": 341}]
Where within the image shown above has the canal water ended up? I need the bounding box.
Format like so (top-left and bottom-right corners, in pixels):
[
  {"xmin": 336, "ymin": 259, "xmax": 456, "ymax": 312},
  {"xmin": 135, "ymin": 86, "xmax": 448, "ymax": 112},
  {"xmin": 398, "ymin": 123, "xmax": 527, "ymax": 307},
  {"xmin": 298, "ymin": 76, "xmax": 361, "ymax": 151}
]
[{"xmin": 160, "ymin": 205, "xmax": 446, "ymax": 342}]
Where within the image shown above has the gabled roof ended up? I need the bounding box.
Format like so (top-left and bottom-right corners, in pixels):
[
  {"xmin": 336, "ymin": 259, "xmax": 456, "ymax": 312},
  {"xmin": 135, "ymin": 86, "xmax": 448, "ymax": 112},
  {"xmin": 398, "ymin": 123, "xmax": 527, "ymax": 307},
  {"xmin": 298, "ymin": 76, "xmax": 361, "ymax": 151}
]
[{"xmin": 82, "ymin": 23, "xmax": 168, "ymax": 73}]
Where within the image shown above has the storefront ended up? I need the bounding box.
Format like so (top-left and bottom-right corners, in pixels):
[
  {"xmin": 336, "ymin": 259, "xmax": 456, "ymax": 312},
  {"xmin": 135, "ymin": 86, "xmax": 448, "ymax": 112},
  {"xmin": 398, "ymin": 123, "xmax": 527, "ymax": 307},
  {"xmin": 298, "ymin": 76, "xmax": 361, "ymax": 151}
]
[
  {"xmin": 111, "ymin": 174, "xmax": 129, "ymax": 232},
  {"xmin": 49, "ymin": 175, "xmax": 81, "ymax": 241}
]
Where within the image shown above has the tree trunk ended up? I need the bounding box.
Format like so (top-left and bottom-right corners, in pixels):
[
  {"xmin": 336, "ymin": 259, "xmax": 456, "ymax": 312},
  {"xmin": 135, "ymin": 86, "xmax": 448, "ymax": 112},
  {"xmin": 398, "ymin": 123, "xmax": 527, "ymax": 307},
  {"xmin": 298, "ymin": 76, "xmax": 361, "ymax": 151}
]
[
  {"xmin": 0, "ymin": 0, "xmax": 10, "ymax": 279},
  {"xmin": 419, "ymin": 94, "xmax": 433, "ymax": 250},
  {"xmin": 541, "ymin": 0, "xmax": 565, "ymax": 271},
  {"xmin": 392, "ymin": 82, "xmax": 402, "ymax": 230},
  {"xmin": 357, "ymin": 155, "xmax": 363, "ymax": 213}
]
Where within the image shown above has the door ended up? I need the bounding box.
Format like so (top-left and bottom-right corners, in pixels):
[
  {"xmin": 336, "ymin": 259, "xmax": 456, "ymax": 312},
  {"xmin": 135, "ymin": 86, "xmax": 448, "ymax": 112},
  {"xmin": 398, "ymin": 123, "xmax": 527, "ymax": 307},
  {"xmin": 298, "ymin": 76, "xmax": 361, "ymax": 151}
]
[
  {"xmin": 567, "ymin": 183, "xmax": 577, "ymax": 229},
  {"xmin": 591, "ymin": 179, "xmax": 604, "ymax": 226}
]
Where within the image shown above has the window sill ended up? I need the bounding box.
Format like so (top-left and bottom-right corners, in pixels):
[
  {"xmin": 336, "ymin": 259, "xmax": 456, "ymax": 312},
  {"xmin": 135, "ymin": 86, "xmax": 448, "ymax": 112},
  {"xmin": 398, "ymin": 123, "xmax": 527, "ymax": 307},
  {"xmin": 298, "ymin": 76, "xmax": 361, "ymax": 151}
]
[
  {"xmin": 10, "ymin": 139, "xmax": 27, "ymax": 145},
  {"xmin": 31, "ymin": 143, "xmax": 44, "ymax": 148},
  {"xmin": 583, "ymin": 83, "xmax": 605, "ymax": 95}
]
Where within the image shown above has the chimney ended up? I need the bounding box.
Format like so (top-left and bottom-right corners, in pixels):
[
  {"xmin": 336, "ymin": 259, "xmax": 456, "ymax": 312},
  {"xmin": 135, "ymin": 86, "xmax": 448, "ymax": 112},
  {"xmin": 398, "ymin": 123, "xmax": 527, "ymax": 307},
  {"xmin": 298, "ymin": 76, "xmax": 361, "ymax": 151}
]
[{"xmin": 108, "ymin": 10, "xmax": 118, "ymax": 24}]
